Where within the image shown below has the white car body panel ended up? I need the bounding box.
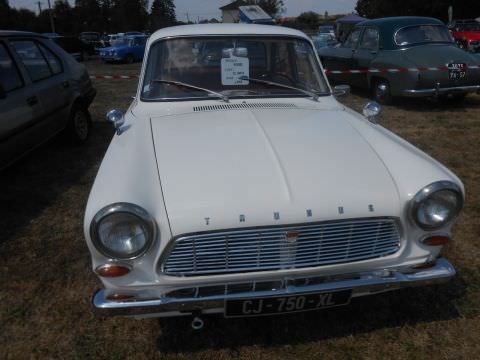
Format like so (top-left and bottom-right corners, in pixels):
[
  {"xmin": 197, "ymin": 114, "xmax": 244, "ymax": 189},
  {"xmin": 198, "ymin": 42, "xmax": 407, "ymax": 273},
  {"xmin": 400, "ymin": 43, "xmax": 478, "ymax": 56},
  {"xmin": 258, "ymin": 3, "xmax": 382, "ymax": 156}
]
[{"xmin": 84, "ymin": 24, "xmax": 464, "ymax": 318}]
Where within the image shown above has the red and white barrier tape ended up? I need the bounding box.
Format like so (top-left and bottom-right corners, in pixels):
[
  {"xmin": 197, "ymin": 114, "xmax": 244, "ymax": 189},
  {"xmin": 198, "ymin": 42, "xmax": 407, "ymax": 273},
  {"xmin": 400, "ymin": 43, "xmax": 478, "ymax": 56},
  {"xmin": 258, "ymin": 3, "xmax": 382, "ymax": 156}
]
[
  {"xmin": 89, "ymin": 65, "xmax": 480, "ymax": 79},
  {"xmin": 90, "ymin": 75, "xmax": 139, "ymax": 79}
]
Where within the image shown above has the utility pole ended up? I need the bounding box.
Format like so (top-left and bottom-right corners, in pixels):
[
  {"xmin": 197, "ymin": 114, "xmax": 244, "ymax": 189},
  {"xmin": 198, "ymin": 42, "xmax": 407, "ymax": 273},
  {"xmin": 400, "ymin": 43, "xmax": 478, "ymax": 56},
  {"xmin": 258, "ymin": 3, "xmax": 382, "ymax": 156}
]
[
  {"xmin": 46, "ymin": 0, "xmax": 55, "ymax": 33},
  {"xmin": 36, "ymin": 1, "xmax": 42, "ymax": 14}
]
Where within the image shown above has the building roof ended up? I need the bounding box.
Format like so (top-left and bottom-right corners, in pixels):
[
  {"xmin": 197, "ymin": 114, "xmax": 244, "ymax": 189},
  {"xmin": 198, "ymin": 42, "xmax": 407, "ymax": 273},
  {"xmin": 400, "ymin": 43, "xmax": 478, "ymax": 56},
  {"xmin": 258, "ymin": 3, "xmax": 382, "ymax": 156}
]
[
  {"xmin": 220, "ymin": 0, "xmax": 247, "ymax": 11},
  {"xmin": 148, "ymin": 24, "xmax": 309, "ymax": 44}
]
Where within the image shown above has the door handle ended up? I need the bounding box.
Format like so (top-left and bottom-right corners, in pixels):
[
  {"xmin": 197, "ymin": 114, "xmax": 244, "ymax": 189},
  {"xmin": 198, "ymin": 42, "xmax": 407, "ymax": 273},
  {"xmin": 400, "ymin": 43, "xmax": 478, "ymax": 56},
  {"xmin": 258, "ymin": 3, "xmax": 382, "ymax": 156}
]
[
  {"xmin": 26, "ymin": 96, "xmax": 38, "ymax": 106},
  {"xmin": 62, "ymin": 80, "xmax": 69, "ymax": 88}
]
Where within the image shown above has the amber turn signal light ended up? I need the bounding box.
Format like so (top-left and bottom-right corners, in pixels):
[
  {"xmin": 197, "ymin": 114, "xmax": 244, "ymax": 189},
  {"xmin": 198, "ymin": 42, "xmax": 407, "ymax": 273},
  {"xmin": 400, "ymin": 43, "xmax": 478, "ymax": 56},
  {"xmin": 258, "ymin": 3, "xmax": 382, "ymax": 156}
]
[
  {"xmin": 95, "ymin": 264, "xmax": 131, "ymax": 277},
  {"xmin": 423, "ymin": 236, "xmax": 450, "ymax": 246}
]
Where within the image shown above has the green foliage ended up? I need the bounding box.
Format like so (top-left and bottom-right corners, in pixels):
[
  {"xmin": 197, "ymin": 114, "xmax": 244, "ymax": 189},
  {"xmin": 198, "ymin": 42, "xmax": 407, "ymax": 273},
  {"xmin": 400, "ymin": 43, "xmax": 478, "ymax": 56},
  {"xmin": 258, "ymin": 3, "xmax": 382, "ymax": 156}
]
[
  {"xmin": 296, "ymin": 11, "xmax": 321, "ymax": 30},
  {"xmin": 355, "ymin": 0, "xmax": 480, "ymax": 21},
  {"xmin": 150, "ymin": 0, "xmax": 176, "ymax": 31}
]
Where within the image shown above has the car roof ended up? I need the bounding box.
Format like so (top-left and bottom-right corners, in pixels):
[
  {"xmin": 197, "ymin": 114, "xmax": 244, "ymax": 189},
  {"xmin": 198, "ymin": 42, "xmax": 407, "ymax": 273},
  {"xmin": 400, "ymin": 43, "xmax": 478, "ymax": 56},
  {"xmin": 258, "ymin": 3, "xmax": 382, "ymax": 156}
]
[
  {"xmin": 0, "ymin": 30, "xmax": 47, "ymax": 38},
  {"xmin": 149, "ymin": 24, "xmax": 309, "ymax": 43},
  {"xmin": 355, "ymin": 16, "xmax": 446, "ymax": 50}
]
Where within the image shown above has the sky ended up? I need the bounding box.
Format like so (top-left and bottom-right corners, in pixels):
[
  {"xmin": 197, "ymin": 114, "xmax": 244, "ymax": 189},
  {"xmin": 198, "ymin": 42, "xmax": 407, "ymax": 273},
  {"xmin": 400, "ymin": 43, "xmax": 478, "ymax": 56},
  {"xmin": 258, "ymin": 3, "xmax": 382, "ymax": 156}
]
[{"xmin": 9, "ymin": 0, "xmax": 357, "ymax": 21}]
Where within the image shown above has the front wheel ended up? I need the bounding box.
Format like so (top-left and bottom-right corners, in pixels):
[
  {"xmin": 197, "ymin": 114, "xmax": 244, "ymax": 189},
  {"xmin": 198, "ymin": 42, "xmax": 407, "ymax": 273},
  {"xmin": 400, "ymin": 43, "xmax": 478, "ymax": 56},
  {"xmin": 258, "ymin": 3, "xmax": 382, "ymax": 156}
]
[
  {"xmin": 373, "ymin": 79, "xmax": 393, "ymax": 105},
  {"xmin": 65, "ymin": 106, "xmax": 91, "ymax": 144}
]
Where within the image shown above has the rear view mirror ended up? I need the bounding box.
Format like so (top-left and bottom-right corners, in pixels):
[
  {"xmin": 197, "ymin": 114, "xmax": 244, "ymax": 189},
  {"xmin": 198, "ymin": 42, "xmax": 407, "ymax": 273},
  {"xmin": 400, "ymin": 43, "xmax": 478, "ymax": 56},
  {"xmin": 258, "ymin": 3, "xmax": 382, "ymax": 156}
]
[{"xmin": 333, "ymin": 84, "xmax": 350, "ymax": 97}]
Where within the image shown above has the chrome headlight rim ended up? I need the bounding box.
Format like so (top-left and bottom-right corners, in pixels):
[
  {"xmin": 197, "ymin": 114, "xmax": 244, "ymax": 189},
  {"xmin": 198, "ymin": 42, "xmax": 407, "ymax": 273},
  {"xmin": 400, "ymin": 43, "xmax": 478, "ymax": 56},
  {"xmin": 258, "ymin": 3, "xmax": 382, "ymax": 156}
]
[
  {"xmin": 90, "ymin": 203, "xmax": 156, "ymax": 260},
  {"xmin": 410, "ymin": 181, "xmax": 463, "ymax": 230}
]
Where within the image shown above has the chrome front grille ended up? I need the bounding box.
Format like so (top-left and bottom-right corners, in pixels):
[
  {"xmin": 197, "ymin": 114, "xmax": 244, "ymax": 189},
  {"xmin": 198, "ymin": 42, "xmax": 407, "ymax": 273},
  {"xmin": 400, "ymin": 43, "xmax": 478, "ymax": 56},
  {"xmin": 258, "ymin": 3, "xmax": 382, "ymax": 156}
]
[{"xmin": 161, "ymin": 218, "xmax": 401, "ymax": 277}]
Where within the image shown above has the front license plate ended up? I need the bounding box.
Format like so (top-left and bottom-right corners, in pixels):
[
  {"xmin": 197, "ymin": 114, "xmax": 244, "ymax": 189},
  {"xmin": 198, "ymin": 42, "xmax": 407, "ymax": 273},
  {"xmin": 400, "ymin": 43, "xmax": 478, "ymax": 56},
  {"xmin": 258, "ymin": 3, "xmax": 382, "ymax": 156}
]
[
  {"xmin": 448, "ymin": 62, "xmax": 467, "ymax": 80},
  {"xmin": 224, "ymin": 290, "xmax": 352, "ymax": 318}
]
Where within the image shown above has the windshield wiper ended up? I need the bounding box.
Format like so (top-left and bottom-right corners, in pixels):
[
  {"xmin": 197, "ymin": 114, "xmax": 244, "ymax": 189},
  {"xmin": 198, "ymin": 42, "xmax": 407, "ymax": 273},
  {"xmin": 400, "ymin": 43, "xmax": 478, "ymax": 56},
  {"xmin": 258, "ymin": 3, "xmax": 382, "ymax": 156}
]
[
  {"xmin": 151, "ymin": 79, "xmax": 229, "ymax": 102},
  {"xmin": 239, "ymin": 76, "xmax": 325, "ymax": 101}
]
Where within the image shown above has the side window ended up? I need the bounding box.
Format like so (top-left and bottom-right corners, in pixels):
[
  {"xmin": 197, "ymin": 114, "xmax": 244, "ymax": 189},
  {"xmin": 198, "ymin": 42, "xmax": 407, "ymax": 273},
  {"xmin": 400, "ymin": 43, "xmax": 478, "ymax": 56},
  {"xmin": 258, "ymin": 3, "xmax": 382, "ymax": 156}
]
[
  {"xmin": 38, "ymin": 43, "xmax": 63, "ymax": 75},
  {"xmin": 0, "ymin": 43, "xmax": 23, "ymax": 92},
  {"xmin": 10, "ymin": 40, "xmax": 52, "ymax": 82},
  {"xmin": 343, "ymin": 29, "xmax": 362, "ymax": 49},
  {"xmin": 359, "ymin": 28, "xmax": 379, "ymax": 51}
]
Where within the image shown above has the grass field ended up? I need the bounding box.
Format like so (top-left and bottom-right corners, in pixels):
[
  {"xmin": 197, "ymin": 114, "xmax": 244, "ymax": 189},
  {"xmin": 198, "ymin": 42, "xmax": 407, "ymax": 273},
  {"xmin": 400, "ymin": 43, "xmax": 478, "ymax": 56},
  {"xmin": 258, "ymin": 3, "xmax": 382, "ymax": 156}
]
[{"xmin": 1, "ymin": 59, "xmax": 479, "ymax": 359}]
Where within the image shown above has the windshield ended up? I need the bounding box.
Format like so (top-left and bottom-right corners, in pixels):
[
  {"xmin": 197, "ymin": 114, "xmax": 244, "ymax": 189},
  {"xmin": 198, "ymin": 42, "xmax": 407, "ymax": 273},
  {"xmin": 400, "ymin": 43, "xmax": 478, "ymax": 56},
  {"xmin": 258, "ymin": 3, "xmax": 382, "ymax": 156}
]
[
  {"xmin": 141, "ymin": 36, "xmax": 329, "ymax": 101},
  {"xmin": 395, "ymin": 25, "xmax": 453, "ymax": 46}
]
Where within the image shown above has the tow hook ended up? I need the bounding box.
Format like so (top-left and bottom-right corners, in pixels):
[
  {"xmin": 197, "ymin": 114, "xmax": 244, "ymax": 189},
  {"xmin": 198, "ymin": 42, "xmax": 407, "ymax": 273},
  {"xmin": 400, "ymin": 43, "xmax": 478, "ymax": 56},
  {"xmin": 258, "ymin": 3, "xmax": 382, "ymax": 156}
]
[{"xmin": 191, "ymin": 316, "xmax": 204, "ymax": 330}]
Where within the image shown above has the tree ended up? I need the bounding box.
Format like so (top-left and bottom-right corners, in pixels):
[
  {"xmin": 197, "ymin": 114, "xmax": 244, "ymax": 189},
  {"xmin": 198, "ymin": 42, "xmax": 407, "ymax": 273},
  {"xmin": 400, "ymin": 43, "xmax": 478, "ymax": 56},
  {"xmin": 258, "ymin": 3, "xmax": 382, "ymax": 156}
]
[
  {"xmin": 75, "ymin": 0, "xmax": 103, "ymax": 31},
  {"xmin": 53, "ymin": 0, "xmax": 76, "ymax": 34},
  {"xmin": 296, "ymin": 11, "xmax": 321, "ymax": 30},
  {"xmin": 110, "ymin": 0, "xmax": 148, "ymax": 32},
  {"xmin": 0, "ymin": 0, "xmax": 13, "ymax": 29},
  {"xmin": 355, "ymin": 0, "xmax": 480, "ymax": 21},
  {"xmin": 150, "ymin": 0, "xmax": 176, "ymax": 31}
]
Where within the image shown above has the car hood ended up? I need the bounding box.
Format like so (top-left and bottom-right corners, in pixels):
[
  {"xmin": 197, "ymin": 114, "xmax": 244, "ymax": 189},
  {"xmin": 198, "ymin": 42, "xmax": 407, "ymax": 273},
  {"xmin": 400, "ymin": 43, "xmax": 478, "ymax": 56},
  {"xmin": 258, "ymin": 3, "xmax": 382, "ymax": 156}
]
[
  {"xmin": 151, "ymin": 108, "xmax": 400, "ymax": 235},
  {"xmin": 401, "ymin": 44, "xmax": 479, "ymax": 66}
]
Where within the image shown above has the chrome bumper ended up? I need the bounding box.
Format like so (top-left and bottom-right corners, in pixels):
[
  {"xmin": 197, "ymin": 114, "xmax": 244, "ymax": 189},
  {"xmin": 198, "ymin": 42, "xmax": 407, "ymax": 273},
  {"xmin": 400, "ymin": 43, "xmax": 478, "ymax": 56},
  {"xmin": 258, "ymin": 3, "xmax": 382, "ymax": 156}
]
[
  {"xmin": 92, "ymin": 258, "xmax": 456, "ymax": 318},
  {"xmin": 402, "ymin": 85, "xmax": 480, "ymax": 97}
]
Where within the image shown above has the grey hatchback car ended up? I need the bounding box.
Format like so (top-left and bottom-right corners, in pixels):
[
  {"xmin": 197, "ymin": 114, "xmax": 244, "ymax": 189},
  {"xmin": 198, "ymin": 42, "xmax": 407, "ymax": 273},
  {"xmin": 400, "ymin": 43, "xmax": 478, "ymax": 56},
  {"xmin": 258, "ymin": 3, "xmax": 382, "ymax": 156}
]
[{"xmin": 0, "ymin": 31, "xmax": 96, "ymax": 169}]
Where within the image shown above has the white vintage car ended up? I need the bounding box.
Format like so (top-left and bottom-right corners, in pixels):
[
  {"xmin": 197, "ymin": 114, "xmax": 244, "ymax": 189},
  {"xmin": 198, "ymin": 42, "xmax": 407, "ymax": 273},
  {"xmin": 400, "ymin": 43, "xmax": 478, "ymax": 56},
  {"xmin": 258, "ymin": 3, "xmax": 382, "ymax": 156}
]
[{"xmin": 84, "ymin": 24, "xmax": 464, "ymax": 327}]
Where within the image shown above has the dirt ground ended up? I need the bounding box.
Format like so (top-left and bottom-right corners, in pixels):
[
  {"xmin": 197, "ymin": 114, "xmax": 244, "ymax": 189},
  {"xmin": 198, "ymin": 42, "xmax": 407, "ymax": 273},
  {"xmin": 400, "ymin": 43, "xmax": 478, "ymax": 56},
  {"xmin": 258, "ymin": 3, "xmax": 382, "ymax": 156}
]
[{"xmin": 1, "ymin": 59, "xmax": 479, "ymax": 359}]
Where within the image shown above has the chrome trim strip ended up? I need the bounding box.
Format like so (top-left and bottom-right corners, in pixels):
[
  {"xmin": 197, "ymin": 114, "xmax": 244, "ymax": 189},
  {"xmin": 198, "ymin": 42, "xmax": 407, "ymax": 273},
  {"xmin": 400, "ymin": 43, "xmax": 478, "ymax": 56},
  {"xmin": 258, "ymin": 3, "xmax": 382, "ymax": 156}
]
[
  {"xmin": 159, "ymin": 217, "xmax": 402, "ymax": 277},
  {"xmin": 93, "ymin": 258, "xmax": 456, "ymax": 318},
  {"xmin": 409, "ymin": 181, "xmax": 464, "ymax": 230},
  {"xmin": 90, "ymin": 203, "xmax": 157, "ymax": 260},
  {"xmin": 402, "ymin": 85, "xmax": 480, "ymax": 97}
]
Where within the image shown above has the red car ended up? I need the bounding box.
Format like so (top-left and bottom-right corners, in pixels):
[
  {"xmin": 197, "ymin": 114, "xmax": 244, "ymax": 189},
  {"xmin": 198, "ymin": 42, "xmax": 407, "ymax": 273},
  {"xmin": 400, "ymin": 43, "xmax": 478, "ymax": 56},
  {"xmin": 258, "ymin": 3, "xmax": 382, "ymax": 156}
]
[{"xmin": 450, "ymin": 20, "xmax": 480, "ymax": 53}]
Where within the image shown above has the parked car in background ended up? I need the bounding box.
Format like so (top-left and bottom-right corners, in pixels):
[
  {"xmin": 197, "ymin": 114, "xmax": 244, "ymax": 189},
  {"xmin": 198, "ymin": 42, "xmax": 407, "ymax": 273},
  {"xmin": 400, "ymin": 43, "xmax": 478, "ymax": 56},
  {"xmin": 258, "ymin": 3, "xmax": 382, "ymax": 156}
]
[
  {"xmin": 318, "ymin": 17, "xmax": 480, "ymax": 104},
  {"xmin": 318, "ymin": 25, "xmax": 335, "ymax": 36},
  {"xmin": 0, "ymin": 31, "xmax": 96, "ymax": 169},
  {"xmin": 51, "ymin": 36, "xmax": 95, "ymax": 61},
  {"xmin": 85, "ymin": 24, "xmax": 463, "ymax": 326},
  {"xmin": 99, "ymin": 35, "xmax": 147, "ymax": 63},
  {"xmin": 449, "ymin": 20, "xmax": 480, "ymax": 52},
  {"xmin": 79, "ymin": 32, "xmax": 102, "ymax": 48},
  {"xmin": 312, "ymin": 33, "xmax": 339, "ymax": 52}
]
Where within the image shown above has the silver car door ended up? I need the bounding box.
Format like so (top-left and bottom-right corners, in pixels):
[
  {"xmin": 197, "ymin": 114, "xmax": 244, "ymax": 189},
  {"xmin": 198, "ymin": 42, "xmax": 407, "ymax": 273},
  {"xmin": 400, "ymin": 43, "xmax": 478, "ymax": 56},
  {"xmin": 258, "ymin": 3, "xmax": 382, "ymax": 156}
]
[
  {"xmin": 9, "ymin": 38, "xmax": 70, "ymax": 136},
  {"xmin": 0, "ymin": 41, "xmax": 40, "ymax": 168}
]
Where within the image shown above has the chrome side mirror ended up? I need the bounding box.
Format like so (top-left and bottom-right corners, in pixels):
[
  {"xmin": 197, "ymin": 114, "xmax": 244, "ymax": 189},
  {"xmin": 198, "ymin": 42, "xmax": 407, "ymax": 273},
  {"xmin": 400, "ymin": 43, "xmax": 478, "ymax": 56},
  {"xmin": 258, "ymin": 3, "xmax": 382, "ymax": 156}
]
[
  {"xmin": 106, "ymin": 109, "xmax": 125, "ymax": 135},
  {"xmin": 363, "ymin": 101, "xmax": 382, "ymax": 124},
  {"xmin": 333, "ymin": 84, "xmax": 350, "ymax": 97}
]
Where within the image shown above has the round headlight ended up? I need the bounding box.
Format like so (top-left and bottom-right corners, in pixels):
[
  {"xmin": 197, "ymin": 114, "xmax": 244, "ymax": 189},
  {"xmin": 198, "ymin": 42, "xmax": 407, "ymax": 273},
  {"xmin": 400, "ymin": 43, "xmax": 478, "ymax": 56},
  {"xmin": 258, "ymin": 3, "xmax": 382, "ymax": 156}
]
[
  {"xmin": 90, "ymin": 203, "xmax": 156, "ymax": 260},
  {"xmin": 410, "ymin": 181, "xmax": 463, "ymax": 230}
]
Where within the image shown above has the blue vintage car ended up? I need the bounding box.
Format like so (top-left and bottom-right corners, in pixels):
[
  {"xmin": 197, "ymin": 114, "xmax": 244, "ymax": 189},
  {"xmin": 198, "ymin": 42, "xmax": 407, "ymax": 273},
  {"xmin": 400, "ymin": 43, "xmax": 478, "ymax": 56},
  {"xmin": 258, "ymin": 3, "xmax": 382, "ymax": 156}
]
[{"xmin": 99, "ymin": 35, "xmax": 147, "ymax": 63}]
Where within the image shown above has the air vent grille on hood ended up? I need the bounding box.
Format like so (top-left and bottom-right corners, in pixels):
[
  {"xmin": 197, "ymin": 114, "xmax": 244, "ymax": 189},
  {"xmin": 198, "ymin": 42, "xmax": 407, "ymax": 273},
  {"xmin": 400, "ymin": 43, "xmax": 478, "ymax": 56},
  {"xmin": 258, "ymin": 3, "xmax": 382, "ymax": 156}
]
[{"xmin": 193, "ymin": 103, "xmax": 298, "ymax": 112}]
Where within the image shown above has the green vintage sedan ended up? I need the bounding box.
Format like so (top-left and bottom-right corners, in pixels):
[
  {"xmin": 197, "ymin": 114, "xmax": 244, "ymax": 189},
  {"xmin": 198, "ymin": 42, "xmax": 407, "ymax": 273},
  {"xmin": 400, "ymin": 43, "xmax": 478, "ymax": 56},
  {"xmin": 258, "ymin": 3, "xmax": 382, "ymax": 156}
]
[{"xmin": 318, "ymin": 17, "xmax": 480, "ymax": 104}]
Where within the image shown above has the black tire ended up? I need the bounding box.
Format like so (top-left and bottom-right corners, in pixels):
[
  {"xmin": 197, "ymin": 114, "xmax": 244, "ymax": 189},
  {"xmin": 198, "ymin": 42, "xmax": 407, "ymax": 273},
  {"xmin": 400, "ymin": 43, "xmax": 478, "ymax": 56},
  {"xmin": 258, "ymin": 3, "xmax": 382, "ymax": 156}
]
[
  {"xmin": 66, "ymin": 105, "xmax": 91, "ymax": 145},
  {"xmin": 125, "ymin": 53, "xmax": 134, "ymax": 64},
  {"xmin": 373, "ymin": 79, "xmax": 393, "ymax": 105}
]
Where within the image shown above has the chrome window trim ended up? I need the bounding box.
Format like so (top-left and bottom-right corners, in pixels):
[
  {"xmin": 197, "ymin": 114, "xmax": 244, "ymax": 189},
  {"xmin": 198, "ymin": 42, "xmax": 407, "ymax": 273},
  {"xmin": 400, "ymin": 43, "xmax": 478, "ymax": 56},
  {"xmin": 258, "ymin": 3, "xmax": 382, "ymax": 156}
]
[
  {"xmin": 393, "ymin": 24, "xmax": 454, "ymax": 47},
  {"xmin": 90, "ymin": 202, "xmax": 157, "ymax": 260},
  {"xmin": 140, "ymin": 34, "xmax": 331, "ymax": 102},
  {"xmin": 409, "ymin": 181, "xmax": 464, "ymax": 230}
]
